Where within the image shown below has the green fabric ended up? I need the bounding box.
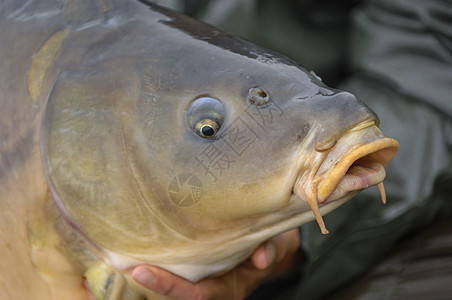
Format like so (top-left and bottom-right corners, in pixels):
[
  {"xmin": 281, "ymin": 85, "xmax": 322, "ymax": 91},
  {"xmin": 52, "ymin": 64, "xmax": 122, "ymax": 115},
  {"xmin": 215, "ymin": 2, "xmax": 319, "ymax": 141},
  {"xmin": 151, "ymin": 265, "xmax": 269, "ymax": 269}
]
[
  {"xmin": 333, "ymin": 217, "xmax": 452, "ymax": 299},
  {"xmin": 295, "ymin": 1, "xmax": 452, "ymax": 297},
  {"xmin": 349, "ymin": 0, "xmax": 452, "ymax": 116}
]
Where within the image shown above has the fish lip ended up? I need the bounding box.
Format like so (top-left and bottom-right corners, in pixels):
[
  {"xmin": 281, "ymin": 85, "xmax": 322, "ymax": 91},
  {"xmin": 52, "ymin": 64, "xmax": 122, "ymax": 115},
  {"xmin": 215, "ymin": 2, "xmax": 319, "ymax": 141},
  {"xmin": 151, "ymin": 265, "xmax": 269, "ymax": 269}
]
[
  {"xmin": 291, "ymin": 123, "xmax": 399, "ymax": 234},
  {"xmin": 317, "ymin": 136, "xmax": 399, "ymax": 203}
]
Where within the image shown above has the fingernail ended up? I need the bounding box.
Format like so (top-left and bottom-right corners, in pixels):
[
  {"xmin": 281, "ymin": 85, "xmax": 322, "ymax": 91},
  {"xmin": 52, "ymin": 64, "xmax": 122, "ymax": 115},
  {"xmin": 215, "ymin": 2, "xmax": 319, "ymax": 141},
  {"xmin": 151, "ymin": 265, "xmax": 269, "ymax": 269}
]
[
  {"xmin": 133, "ymin": 268, "xmax": 156, "ymax": 287},
  {"xmin": 265, "ymin": 242, "xmax": 276, "ymax": 267}
]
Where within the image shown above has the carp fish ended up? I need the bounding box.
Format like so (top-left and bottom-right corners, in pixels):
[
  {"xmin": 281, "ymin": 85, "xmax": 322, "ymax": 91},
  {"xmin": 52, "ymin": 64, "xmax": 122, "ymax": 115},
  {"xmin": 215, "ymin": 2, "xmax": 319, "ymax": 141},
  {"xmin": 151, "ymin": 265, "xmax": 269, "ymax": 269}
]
[{"xmin": 0, "ymin": 0, "xmax": 398, "ymax": 299}]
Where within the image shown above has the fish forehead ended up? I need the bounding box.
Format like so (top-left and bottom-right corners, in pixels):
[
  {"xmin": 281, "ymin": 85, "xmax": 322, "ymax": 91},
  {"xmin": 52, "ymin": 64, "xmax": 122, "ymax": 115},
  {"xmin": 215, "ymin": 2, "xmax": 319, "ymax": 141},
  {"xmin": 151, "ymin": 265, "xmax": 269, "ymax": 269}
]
[{"xmin": 54, "ymin": 1, "xmax": 320, "ymax": 95}]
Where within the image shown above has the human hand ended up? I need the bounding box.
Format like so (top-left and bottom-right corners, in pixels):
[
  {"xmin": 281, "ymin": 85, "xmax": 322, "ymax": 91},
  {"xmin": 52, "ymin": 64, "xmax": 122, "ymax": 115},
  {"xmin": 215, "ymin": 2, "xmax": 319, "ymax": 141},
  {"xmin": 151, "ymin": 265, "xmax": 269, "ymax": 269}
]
[{"xmin": 132, "ymin": 228, "xmax": 302, "ymax": 300}]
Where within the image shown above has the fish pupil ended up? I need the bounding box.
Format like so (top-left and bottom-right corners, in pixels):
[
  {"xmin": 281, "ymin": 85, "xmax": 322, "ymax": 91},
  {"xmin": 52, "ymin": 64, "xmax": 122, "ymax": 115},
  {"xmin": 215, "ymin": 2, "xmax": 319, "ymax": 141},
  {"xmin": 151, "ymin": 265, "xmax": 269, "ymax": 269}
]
[{"xmin": 201, "ymin": 125, "xmax": 215, "ymax": 137}]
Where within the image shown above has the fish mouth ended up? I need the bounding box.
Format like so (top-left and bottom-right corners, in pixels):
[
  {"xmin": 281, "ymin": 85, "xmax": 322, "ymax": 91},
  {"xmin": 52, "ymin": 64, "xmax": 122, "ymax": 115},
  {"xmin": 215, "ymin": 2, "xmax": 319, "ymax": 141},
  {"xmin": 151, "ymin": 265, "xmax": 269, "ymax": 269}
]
[{"xmin": 293, "ymin": 123, "xmax": 399, "ymax": 234}]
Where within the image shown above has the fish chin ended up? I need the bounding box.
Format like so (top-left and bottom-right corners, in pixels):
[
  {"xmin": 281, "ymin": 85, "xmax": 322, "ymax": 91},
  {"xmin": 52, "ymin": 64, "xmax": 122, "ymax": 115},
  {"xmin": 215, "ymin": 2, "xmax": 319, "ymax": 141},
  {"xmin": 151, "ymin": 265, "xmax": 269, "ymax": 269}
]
[{"xmin": 293, "ymin": 124, "xmax": 399, "ymax": 234}]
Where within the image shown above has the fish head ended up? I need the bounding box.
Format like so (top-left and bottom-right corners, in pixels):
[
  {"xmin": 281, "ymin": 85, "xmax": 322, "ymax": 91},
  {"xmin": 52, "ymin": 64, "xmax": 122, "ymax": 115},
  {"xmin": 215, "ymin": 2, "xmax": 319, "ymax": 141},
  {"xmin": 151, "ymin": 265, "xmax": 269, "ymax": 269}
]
[{"xmin": 40, "ymin": 9, "xmax": 398, "ymax": 281}]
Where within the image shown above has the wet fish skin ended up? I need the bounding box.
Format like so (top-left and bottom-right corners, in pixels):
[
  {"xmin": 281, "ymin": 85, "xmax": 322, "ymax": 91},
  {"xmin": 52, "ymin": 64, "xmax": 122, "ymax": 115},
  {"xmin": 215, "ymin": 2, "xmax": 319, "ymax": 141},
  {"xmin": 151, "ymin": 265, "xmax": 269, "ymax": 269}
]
[
  {"xmin": 42, "ymin": 0, "xmax": 375, "ymax": 264},
  {"xmin": 0, "ymin": 1, "xmax": 395, "ymax": 299}
]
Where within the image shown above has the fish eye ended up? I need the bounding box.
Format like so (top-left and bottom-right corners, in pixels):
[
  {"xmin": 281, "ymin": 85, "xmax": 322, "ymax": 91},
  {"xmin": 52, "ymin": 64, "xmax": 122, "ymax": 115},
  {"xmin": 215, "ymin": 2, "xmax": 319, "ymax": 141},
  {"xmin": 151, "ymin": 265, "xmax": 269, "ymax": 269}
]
[
  {"xmin": 187, "ymin": 96, "xmax": 225, "ymax": 139},
  {"xmin": 195, "ymin": 119, "xmax": 220, "ymax": 138}
]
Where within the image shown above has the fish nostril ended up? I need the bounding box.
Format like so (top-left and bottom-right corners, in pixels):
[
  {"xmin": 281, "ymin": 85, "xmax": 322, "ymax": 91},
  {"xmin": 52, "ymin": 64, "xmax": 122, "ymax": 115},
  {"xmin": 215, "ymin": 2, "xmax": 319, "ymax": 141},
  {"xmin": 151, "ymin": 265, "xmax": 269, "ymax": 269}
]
[
  {"xmin": 247, "ymin": 87, "xmax": 270, "ymax": 107},
  {"xmin": 315, "ymin": 140, "xmax": 337, "ymax": 152}
]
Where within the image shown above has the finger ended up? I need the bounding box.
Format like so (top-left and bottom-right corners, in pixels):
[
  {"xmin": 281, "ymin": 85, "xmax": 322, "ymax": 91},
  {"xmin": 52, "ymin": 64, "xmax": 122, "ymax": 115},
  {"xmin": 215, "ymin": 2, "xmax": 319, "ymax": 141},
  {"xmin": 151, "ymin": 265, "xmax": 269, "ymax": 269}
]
[
  {"xmin": 83, "ymin": 278, "xmax": 96, "ymax": 300},
  {"xmin": 251, "ymin": 243, "xmax": 276, "ymax": 270},
  {"xmin": 133, "ymin": 265, "xmax": 253, "ymax": 300},
  {"xmin": 272, "ymin": 228, "xmax": 301, "ymax": 262},
  {"xmin": 133, "ymin": 266, "xmax": 204, "ymax": 299},
  {"xmin": 251, "ymin": 228, "xmax": 300, "ymax": 270}
]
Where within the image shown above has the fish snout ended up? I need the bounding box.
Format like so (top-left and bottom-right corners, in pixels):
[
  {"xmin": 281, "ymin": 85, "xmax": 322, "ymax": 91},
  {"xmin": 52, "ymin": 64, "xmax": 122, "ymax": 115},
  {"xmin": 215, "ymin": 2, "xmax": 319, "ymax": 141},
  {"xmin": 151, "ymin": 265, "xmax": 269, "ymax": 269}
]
[
  {"xmin": 291, "ymin": 89, "xmax": 398, "ymax": 234},
  {"xmin": 299, "ymin": 90, "xmax": 380, "ymax": 148},
  {"xmin": 332, "ymin": 91, "xmax": 380, "ymax": 126}
]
